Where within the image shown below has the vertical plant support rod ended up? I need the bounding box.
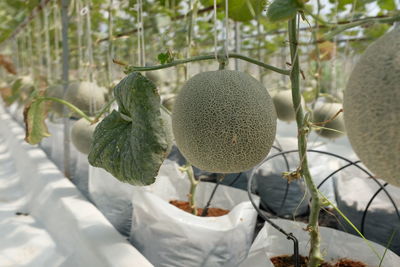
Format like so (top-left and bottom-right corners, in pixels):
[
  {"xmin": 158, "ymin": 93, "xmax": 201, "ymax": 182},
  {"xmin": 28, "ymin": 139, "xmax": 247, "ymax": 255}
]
[
  {"xmin": 234, "ymin": 21, "xmax": 240, "ymax": 71},
  {"xmin": 107, "ymin": 0, "xmax": 113, "ymax": 85},
  {"xmin": 43, "ymin": 1, "xmax": 52, "ymax": 83},
  {"xmin": 288, "ymin": 16, "xmax": 322, "ymax": 267},
  {"xmin": 61, "ymin": 0, "xmax": 71, "ymax": 179}
]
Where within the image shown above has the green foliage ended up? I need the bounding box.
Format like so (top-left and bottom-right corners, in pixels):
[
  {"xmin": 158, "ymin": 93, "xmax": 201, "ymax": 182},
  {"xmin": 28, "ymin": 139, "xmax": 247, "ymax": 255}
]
[
  {"xmin": 267, "ymin": 0, "xmax": 303, "ymax": 22},
  {"xmin": 23, "ymin": 96, "xmax": 50, "ymax": 145},
  {"xmin": 88, "ymin": 73, "xmax": 172, "ymax": 186},
  {"xmin": 158, "ymin": 50, "xmax": 175, "ymax": 64}
]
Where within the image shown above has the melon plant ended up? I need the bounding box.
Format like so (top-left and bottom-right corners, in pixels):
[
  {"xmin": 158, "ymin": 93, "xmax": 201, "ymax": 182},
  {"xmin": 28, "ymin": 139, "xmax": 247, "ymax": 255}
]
[
  {"xmin": 172, "ymin": 70, "xmax": 277, "ymax": 173},
  {"xmin": 202, "ymin": 0, "xmax": 263, "ymax": 22},
  {"xmin": 344, "ymin": 26, "xmax": 400, "ymax": 186},
  {"xmin": 64, "ymin": 81, "xmax": 106, "ymax": 116},
  {"xmin": 272, "ymin": 89, "xmax": 305, "ymax": 122},
  {"xmin": 313, "ymin": 102, "xmax": 345, "ymax": 139},
  {"xmin": 225, "ymin": 0, "xmax": 264, "ymax": 22},
  {"xmin": 71, "ymin": 118, "xmax": 99, "ymax": 155}
]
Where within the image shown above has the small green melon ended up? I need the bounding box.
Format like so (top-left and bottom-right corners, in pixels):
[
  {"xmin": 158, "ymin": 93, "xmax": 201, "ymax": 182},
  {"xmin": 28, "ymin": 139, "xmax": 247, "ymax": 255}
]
[
  {"xmin": 313, "ymin": 103, "xmax": 345, "ymax": 139},
  {"xmin": 225, "ymin": 0, "xmax": 264, "ymax": 22},
  {"xmin": 202, "ymin": 0, "xmax": 263, "ymax": 22},
  {"xmin": 344, "ymin": 26, "xmax": 400, "ymax": 186},
  {"xmin": 172, "ymin": 70, "xmax": 277, "ymax": 173},
  {"xmin": 272, "ymin": 89, "xmax": 304, "ymax": 122},
  {"xmin": 64, "ymin": 81, "xmax": 106, "ymax": 116},
  {"xmin": 71, "ymin": 118, "xmax": 99, "ymax": 154}
]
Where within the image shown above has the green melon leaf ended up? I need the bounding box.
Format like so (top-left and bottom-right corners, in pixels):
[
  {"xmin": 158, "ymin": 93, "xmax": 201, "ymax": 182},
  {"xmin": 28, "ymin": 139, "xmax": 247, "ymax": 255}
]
[
  {"xmin": 88, "ymin": 72, "xmax": 171, "ymax": 186},
  {"xmin": 23, "ymin": 96, "xmax": 50, "ymax": 145},
  {"xmin": 267, "ymin": 0, "xmax": 302, "ymax": 22}
]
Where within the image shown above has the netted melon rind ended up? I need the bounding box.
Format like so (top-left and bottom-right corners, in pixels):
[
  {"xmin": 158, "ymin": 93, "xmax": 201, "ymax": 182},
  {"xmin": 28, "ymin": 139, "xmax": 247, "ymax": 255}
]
[
  {"xmin": 344, "ymin": 27, "xmax": 400, "ymax": 186},
  {"xmin": 71, "ymin": 118, "xmax": 99, "ymax": 155},
  {"xmin": 172, "ymin": 70, "xmax": 277, "ymax": 173},
  {"xmin": 272, "ymin": 89, "xmax": 304, "ymax": 122},
  {"xmin": 64, "ymin": 81, "xmax": 106, "ymax": 116},
  {"xmin": 313, "ymin": 103, "xmax": 345, "ymax": 139}
]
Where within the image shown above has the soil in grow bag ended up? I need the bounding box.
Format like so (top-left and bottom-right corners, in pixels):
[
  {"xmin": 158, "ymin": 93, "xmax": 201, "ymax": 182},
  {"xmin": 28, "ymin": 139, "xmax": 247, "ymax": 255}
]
[
  {"xmin": 169, "ymin": 200, "xmax": 230, "ymax": 217},
  {"xmin": 270, "ymin": 255, "xmax": 366, "ymax": 267}
]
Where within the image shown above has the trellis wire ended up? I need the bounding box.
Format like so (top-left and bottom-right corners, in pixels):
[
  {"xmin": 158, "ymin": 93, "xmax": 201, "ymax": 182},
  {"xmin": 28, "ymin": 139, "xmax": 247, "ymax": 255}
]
[
  {"xmin": 246, "ymin": 147, "xmax": 400, "ymax": 265},
  {"xmin": 27, "ymin": 26, "xmax": 34, "ymax": 77},
  {"xmin": 224, "ymin": 0, "xmax": 229, "ymax": 60},
  {"xmin": 106, "ymin": 0, "xmax": 113, "ymax": 85},
  {"xmin": 137, "ymin": 0, "xmax": 145, "ymax": 67},
  {"xmin": 61, "ymin": 0, "xmax": 71, "ymax": 179},
  {"xmin": 76, "ymin": 0, "xmax": 83, "ymax": 80},
  {"xmin": 43, "ymin": 2, "xmax": 52, "ymax": 83},
  {"xmin": 34, "ymin": 10, "xmax": 43, "ymax": 86},
  {"xmin": 213, "ymin": 0, "xmax": 218, "ymax": 60},
  {"xmin": 53, "ymin": 0, "xmax": 62, "ymax": 80},
  {"xmin": 84, "ymin": 0, "xmax": 94, "ymax": 83},
  {"xmin": 253, "ymin": 149, "xmax": 400, "ymax": 235},
  {"xmin": 234, "ymin": 21, "xmax": 240, "ymax": 71}
]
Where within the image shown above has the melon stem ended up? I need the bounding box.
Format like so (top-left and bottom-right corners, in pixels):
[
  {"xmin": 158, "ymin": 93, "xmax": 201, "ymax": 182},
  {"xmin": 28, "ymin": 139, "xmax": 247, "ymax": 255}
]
[
  {"xmin": 288, "ymin": 16, "xmax": 323, "ymax": 267},
  {"xmin": 182, "ymin": 163, "xmax": 198, "ymax": 216}
]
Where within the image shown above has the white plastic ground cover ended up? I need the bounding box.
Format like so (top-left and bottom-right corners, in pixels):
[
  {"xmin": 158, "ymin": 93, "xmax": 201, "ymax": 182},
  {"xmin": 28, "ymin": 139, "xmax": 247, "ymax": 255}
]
[
  {"xmin": 240, "ymin": 218, "xmax": 400, "ymax": 267},
  {"xmin": 89, "ymin": 166, "xmax": 135, "ymax": 236},
  {"xmin": 335, "ymin": 166, "xmax": 400, "ymax": 255},
  {"xmin": 252, "ymin": 136, "xmax": 339, "ymax": 216},
  {"xmin": 40, "ymin": 118, "xmax": 90, "ymax": 200},
  {"xmin": 0, "ymin": 104, "xmax": 153, "ymax": 267},
  {"xmin": 129, "ymin": 158, "xmax": 260, "ymax": 267}
]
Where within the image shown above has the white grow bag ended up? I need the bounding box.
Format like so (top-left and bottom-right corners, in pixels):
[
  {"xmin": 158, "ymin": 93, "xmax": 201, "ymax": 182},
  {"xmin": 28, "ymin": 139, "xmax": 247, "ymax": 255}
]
[
  {"xmin": 0, "ymin": 103, "xmax": 152, "ymax": 267},
  {"xmin": 39, "ymin": 118, "xmax": 91, "ymax": 200},
  {"xmin": 335, "ymin": 166, "xmax": 400, "ymax": 255},
  {"xmin": 89, "ymin": 166, "xmax": 135, "ymax": 236},
  {"xmin": 241, "ymin": 219, "xmax": 400, "ymax": 267},
  {"xmin": 129, "ymin": 158, "xmax": 259, "ymax": 267}
]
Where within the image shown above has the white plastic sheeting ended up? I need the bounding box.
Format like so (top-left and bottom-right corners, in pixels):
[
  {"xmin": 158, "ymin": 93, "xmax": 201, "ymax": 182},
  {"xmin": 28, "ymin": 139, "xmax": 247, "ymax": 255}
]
[
  {"xmin": 41, "ymin": 118, "xmax": 91, "ymax": 200},
  {"xmin": 335, "ymin": 166, "xmax": 400, "ymax": 255},
  {"xmin": 130, "ymin": 158, "xmax": 260, "ymax": 267},
  {"xmin": 241, "ymin": 219, "xmax": 400, "ymax": 267},
  {"xmin": 89, "ymin": 166, "xmax": 135, "ymax": 236},
  {"xmin": 0, "ymin": 104, "xmax": 152, "ymax": 267}
]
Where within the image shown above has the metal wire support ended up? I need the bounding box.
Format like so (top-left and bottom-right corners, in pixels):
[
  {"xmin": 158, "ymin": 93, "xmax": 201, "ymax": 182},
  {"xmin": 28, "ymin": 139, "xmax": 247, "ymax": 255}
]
[
  {"xmin": 247, "ymin": 165, "xmax": 300, "ymax": 267},
  {"xmin": 257, "ymin": 149, "xmax": 400, "ymax": 236}
]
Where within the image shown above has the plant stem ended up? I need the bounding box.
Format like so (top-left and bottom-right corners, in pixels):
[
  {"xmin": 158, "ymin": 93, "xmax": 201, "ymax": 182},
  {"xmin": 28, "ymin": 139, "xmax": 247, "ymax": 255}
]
[
  {"xmin": 40, "ymin": 96, "xmax": 93, "ymax": 122},
  {"xmin": 288, "ymin": 16, "xmax": 323, "ymax": 267},
  {"xmin": 319, "ymin": 14, "xmax": 400, "ymax": 42},
  {"xmin": 183, "ymin": 163, "xmax": 198, "ymax": 216},
  {"xmin": 93, "ymin": 97, "xmax": 115, "ymax": 123},
  {"xmin": 125, "ymin": 53, "xmax": 291, "ymax": 76}
]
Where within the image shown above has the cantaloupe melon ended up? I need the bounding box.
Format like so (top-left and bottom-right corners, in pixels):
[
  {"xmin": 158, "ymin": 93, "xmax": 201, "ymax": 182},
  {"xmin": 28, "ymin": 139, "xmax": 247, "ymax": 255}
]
[
  {"xmin": 313, "ymin": 103, "xmax": 345, "ymax": 139},
  {"xmin": 344, "ymin": 26, "xmax": 400, "ymax": 186},
  {"xmin": 272, "ymin": 89, "xmax": 305, "ymax": 122},
  {"xmin": 64, "ymin": 81, "xmax": 106, "ymax": 116},
  {"xmin": 172, "ymin": 70, "xmax": 277, "ymax": 173},
  {"xmin": 71, "ymin": 118, "xmax": 99, "ymax": 155}
]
